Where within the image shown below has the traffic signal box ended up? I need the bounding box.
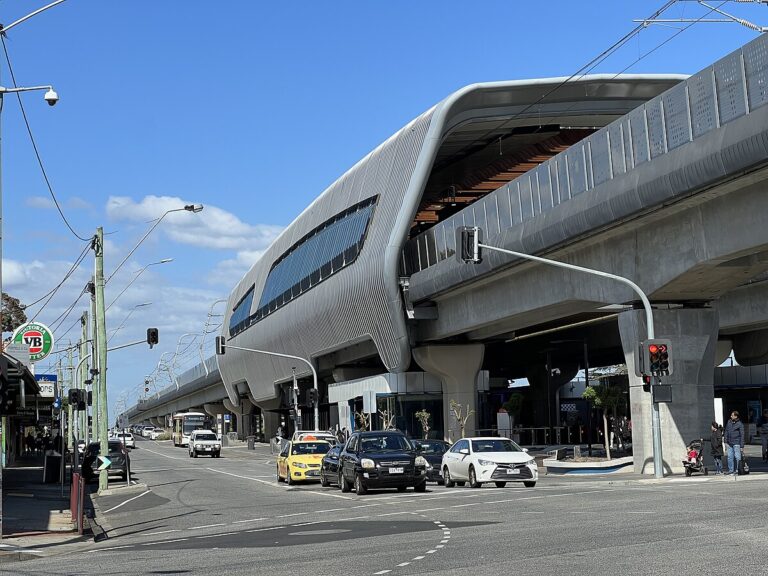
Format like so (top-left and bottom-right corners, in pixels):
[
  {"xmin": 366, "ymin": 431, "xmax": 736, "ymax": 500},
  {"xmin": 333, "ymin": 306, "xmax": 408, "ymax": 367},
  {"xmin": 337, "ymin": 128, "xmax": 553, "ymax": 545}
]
[{"xmin": 641, "ymin": 339, "xmax": 673, "ymax": 378}]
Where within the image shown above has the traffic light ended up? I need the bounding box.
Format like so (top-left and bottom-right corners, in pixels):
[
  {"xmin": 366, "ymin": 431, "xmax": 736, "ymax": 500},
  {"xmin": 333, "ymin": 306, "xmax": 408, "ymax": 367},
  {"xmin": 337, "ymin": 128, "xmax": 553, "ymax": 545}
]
[
  {"xmin": 215, "ymin": 336, "xmax": 226, "ymax": 355},
  {"xmin": 147, "ymin": 328, "xmax": 159, "ymax": 348},
  {"xmin": 642, "ymin": 339, "xmax": 673, "ymax": 377},
  {"xmin": 0, "ymin": 384, "xmax": 16, "ymax": 416},
  {"xmin": 68, "ymin": 389, "xmax": 84, "ymax": 408},
  {"xmin": 456, "ymin": 226, "xmax": 482, "ymax": 263}
]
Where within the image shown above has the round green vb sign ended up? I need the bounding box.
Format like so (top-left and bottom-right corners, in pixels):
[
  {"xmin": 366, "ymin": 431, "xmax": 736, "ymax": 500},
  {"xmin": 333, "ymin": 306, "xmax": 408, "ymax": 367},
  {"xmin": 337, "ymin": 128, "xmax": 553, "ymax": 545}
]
[{"xmin": 12, "ymin": 322, "xmax": 55, "ymax": 363}]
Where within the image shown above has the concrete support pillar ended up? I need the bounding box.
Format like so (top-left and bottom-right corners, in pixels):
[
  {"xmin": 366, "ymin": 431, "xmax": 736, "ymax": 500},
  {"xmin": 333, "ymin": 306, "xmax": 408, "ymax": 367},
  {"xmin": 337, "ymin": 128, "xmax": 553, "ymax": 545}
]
[
  {"xmin": 413, "ymin": 344, "xmax": 484, "ymax": 443},
  {"xmin": 223, "ymin": 398, "xmax": 245, "ymax": 439},
  {"xmin": 525, "ymin": 362, "xmax": 578, "ymax": 441},
  {"xmin": 253, "ymin": 396, "xmax": 282, "ymax": 440},
  {"xmin": 619, "ymin": 307, "xmax": 719, "ymax": 475},
  {"xmin": 150, "ymin": 417, "xmax": 163, "ymax": 428}
]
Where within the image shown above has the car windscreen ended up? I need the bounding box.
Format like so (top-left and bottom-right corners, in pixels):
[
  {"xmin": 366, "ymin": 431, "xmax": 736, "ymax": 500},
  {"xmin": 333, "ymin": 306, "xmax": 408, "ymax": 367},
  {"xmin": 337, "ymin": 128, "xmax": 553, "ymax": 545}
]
[
  {"xmin": 291, "ymin": 442, "xmax": 330, "ymax": 455},
  {"xmin": 418, "ymin": 441, "xmax": 448, "ymax": 454},
  {"xmin": 194, "ymin": 434, "xmax": 217, "ymax": 441},
  {"xmin": 360, "ymin": 434, "xmax": 412, "ymax": 452},
  {"xmin": 471, "ymin": 439, "xmax": 523, "ymax": 453}
]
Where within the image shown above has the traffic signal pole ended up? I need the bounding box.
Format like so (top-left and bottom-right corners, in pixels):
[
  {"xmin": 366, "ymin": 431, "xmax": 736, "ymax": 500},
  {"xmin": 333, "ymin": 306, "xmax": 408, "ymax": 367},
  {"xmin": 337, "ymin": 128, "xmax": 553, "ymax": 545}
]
[
  {"xmin": 216, "ymin": 339, "xmax": 319, "ymax": 431},
  {"xmin": 470, "ymin": 235, "xmax": 664, "ymax": 479},
  {"xmin": 94, "ymin": 227, "xmax": 110, "ymax": 493}
]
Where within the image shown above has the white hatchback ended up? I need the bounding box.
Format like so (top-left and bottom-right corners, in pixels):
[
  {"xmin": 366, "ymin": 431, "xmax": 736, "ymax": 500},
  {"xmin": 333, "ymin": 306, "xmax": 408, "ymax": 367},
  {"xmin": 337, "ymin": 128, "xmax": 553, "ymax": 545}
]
[{"xmin": 441, "ymin": 437, "xmax": 537, "ymax": 488}]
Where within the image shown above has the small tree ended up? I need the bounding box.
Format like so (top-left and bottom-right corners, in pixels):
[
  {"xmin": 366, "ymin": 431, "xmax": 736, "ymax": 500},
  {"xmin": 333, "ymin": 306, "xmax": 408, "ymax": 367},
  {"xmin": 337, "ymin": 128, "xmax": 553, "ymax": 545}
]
[
  {"xmin": 415, "ymin": 409, "xmax": 431, "ymax": 439},
  {"xmin": 2, "ymin": 292, "xmax": 27, "ymax": 335},
  {"xmin": 378, "ymin": 409, "xmax": 395, "ymax": 430},
  {"xmin": 449, "ymin": 399, "xmax": 474, "ymax": 439},
  {"xmin": 582, "ymin": 384, "xmax": 623, "ymax": 459},
  {"xmin": 355, "ymin": 410, "xmax": 371, "ymax": 431}
]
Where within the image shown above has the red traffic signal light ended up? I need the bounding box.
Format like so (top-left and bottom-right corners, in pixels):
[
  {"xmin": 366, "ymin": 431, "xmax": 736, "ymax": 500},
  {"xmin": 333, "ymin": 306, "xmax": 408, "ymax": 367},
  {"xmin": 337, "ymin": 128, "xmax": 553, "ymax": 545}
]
[
  {"xmin": 648, "ymin": 344, "xmax": 659, "ymax": 354},
  {"xmin": 642, "ymin": 339, "xmax": 673, "ymax": 377}
]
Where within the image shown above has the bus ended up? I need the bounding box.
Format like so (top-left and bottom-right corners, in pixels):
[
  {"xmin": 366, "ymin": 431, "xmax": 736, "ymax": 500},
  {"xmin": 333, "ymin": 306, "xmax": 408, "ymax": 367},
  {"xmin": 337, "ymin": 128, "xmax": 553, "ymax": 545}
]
[{"xmin": 172, "ymin": 412, "xmax": 209, "ymax": 447}]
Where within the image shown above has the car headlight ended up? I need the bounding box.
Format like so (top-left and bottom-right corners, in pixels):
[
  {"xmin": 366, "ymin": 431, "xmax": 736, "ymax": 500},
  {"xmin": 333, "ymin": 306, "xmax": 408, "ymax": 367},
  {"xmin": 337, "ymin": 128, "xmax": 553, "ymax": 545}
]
[
  {"xmin": 293, "ymin": 462, "xmax": 308, "ymax": 469},
  {"xmin": 477, "ymin": 459, "xmax": 496, "ymax": 467},
  {"xmin": 415, "ymin": 456, "xmax": 428, "ymax": 467},
  {"xmin": 361, "ymin": 458, "xmax": 376, "ymax": 469},
  {"xmin": 214, "ymin": 444, "xmax": 221, "ymax": 449},
  {"xmin": 527, "ymin": 459, "xmax": 537, "ymax": 467},
  {"xmin": 195, "ymin": 444, "xmax": 202, "ymax": 449}
]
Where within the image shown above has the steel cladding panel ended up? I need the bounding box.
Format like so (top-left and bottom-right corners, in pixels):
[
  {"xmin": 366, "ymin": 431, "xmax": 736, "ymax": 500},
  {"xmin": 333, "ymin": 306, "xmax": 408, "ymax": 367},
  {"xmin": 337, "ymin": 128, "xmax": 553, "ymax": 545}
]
[{"xmin": 219, "ymin": 111, "xmax": 434, "ymax": 402}]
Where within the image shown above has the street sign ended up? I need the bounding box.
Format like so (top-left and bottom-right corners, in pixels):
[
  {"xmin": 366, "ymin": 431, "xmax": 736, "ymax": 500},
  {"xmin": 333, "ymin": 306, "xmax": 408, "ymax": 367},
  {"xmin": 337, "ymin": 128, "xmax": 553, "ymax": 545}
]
[
  {"xmin": 35, "ymin": 374, "xmax": 58, "ymax": 398},
  {"xmin": 11, "ymin": 322, "xmax": 55, "ymax": 363},
  {"xmin": 5, "ymin": 342, "xmax": 31, "ymax": 368},
  {"xmin": 97, "ymin": 456, "xmax": 112, "ymax": 470},
  {"xmin": 363, "ymin": 390, "xmax": 377, "ymax": 414}
]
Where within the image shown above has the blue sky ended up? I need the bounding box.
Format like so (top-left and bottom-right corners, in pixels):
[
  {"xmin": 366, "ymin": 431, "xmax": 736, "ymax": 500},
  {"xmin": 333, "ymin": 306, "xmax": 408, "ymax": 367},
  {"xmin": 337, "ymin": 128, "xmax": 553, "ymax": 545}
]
[{"xmin": 0, "ymin": 1, "xmax": 760, "ymax": 419}]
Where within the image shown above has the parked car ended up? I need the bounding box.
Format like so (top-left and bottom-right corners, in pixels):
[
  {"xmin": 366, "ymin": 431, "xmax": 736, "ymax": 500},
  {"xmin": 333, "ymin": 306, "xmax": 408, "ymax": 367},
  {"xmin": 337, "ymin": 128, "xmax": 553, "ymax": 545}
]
[
  {"xmin": 81, "ymin": 440, "xmax": 129, "ymax": 482},
  {"xmin": 141, "ymin": 426, "xmax": 156, "ymax": 438},
  {"xmin": 441, "ymin": 437, "xmax": 537, "ymax": 488},
  {"xmin": 319, "ymin": 444, "xmax": 344, "ymax": 487},
  {"xmin": 114, "ymin": 432, "xmax": 135, "ymax": 449},
  {"xmin": 149, "ymin": 428, "xmax": 164, "ymax": 440},
  {"xmin": 338, "ymin": 431, "xmax": 428, "ymax": 495},
  {"xmin": 414, "ymin": 439, "xmax": 451, "ymax": 484},
  {"xmin": 188, "ymin": 430, "xmax": 222, "ymax": 458},
  {"xmin": 277, "ymin": 440, "xmax": 331, "ymax": 484}
]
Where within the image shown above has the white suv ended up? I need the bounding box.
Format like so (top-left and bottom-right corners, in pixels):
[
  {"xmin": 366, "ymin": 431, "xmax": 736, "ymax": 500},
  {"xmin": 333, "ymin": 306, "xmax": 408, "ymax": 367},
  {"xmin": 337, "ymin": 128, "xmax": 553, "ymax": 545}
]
[{"xmin": 188, "ymin": 430, "xmax": 222, "ymax": 458}]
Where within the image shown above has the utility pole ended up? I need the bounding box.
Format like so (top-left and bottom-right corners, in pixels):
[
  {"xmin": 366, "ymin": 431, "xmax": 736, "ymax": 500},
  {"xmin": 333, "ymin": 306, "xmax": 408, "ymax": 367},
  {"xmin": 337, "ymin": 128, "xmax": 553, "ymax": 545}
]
[
  {"xmin": 67, "ymin": 344, "xmax": 74, "ymax": 452},
  {"xmin": 94, "ymin": 227, "xmax": 109, "ymax": 493},
  {"xmin": 90, "ymin": 281, "xmax": 99, "ymax": 448},
  {"xmin": 79, "ymin": 312, "xmax": 89, "ymax": 444}
]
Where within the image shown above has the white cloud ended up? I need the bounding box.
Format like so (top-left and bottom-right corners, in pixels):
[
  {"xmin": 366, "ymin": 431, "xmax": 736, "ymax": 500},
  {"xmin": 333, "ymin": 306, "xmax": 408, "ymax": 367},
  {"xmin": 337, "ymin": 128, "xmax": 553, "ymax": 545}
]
[
  {"xmin": 106, "ymin": 195, "xmax": 283, "ymax": 251},
  {"xmin": 208, "ymin": 249, "xmax": 267, "ymax": 286},
  {"xmin": 25, "ymin": 196, "xmax": 55, "ymax": 210}
]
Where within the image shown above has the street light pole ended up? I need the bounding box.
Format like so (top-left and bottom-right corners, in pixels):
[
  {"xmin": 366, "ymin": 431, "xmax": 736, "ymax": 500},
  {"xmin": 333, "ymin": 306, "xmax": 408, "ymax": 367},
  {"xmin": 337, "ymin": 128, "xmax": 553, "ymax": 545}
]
[{"xmin": 106, "ymin": 259, "xmax": 172, "ymax": 311}]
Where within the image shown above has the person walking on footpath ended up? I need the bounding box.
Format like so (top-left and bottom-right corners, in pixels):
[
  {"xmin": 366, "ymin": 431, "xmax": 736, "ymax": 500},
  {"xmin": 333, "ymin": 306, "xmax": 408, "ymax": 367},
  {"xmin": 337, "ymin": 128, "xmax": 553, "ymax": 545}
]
[
  {"xmin": 724, "ymin": 411, "xmax": 745, "ymax": 475},
  {"xmin": 760, "ymin": 409, "xmax": 768, "ymax": 462},
  {"xmin": 710, "ymin": 421, "xmax": 724, "ymax": 474}
]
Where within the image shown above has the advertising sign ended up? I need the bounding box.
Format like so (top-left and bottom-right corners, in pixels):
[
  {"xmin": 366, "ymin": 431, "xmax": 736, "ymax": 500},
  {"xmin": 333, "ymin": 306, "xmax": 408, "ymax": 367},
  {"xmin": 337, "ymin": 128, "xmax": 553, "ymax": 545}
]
[
  {"xmin": 12, "ymin": 322, "xmax": 55, "ymax": 363},
  {"xmin": 35, "ymin": 374, "xmax": 58, "ymax": 398}
]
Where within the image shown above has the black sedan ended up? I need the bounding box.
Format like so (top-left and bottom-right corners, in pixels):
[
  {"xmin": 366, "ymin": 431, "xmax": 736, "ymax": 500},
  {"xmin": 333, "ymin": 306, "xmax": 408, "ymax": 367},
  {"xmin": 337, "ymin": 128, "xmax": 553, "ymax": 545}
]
[
  {"xmin": 338, "ymin": 430, "xmax": 428, "ymax": 495},
  {"xmin": 320, "ymin": 444, "xmax": 344, "ymax": 487},
  {"xmin": 81, "ymin": 440, "xmax": 129, "ymax": 482},
  {"xmin": 414, "ymin": 439, "xmax": 451, "ymax": 484}
]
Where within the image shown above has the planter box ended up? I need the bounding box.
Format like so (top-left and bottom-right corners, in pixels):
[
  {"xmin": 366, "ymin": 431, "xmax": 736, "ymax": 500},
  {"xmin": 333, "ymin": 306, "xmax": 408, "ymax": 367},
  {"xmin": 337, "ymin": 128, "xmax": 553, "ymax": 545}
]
[{"xmin": 543, "ymin": 455, "xmax": 633, "ymax": 475}]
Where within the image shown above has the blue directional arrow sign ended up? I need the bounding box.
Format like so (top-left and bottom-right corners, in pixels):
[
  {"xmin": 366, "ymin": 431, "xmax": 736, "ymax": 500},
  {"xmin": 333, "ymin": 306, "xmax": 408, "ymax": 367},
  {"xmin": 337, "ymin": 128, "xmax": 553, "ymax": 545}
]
[{"xmin": 97, "ymin": 456, "xmax": 112, "ymax": 470}]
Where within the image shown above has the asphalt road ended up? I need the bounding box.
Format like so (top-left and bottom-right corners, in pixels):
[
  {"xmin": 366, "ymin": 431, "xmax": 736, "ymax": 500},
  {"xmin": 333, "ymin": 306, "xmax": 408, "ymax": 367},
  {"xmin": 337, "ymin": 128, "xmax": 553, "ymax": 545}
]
[{"xmin": 4, "ymin": 436, "xmax": 768, "ymax": 576}]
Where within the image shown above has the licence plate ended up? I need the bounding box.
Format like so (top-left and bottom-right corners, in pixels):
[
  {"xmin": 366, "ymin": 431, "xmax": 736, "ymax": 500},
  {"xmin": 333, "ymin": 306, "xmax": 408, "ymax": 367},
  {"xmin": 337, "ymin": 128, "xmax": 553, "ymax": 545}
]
[
  {"xmin": 389, "ymin": 467, "xmax": 404, "ymax": 474},
  {"xmin": 204, "ymin": 447, "xmax": 212, "ymax": 451},
  {"xmin": 506, "ymin": 469, "xmax": 520, "ymax": 475}
]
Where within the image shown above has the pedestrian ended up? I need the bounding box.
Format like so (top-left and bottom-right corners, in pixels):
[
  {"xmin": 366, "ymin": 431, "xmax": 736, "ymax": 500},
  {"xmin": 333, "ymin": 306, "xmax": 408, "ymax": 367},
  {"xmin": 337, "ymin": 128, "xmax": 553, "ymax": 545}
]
[
  {"xmin": 724, "ymin": 410, "xmax": 745, "ymax": 475},
  {"xmin": 760, "ymin": 409, "xmax": 768, "ymax": 462},
  {"xmin": 710, "ymin": 421, "xmax": 724, "ymax": 475}
]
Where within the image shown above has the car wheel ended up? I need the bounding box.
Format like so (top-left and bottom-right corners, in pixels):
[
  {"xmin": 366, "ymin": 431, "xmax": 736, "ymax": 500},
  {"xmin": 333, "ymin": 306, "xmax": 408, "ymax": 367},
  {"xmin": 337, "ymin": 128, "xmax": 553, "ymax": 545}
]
[
  {"xmin": 443, "ymin": 467, "xmax": 455, "ymax": 488},
  {"xmin": 277, "ymin": 466, "xmax": 284, "ymax": 483},
  {"xmin": 468, "ymin": 466, "xmax": 481, "ymax": 488},
  {"xmin": 320, "ymin": 471, "xmax": 330, "ymax": 488},
  {"xmin": 188, "ymin": 450, "xmax": 193, "ymax": 458},
  {"xmin": 524, "ymin": 481, "xmax": 536, "ymax": 488},
  {"xmin": 340, "ymin": 471, "xmax": 350, "ymax": 493},
  {"xmin": 287, "ymin": 467, "xmax": 295, "ymax": 485},
  {"xmin": 494, "ymin": 482, "xmax": 507, "ymax": 488},
  {"xmin": 414, "ymin": 481, "xmax": 427, "ymax": 492},
  {"xmin": 193, "ymin": 450, "xmax": 198, "ymax": 458},
  {"xmin": 354, "ymin": 474, "xmax": 367, "ymax": 495}
]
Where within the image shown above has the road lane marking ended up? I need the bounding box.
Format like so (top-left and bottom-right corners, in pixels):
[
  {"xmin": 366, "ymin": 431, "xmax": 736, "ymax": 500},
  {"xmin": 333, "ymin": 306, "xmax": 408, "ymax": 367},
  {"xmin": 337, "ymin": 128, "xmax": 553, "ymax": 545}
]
[
  {"xmin": 189, "ymin": 523, "xmax": 226, "ymax": 530},
  {"xmin": 138, "ymin": 447, "xmax": 185, "ymax": 461},
  {"xmin": 196, "ymin": 532, "xmax": 237, "ymax": 539},
  {"xmin": 232, "ymin": 518, "xmax": 267, "ymax": 524},
  {"xmin": 413, "ymin": 556, "xmax": 425, "ymax": 560},
  {"xmin": 397, "ymin": 562, "xmax": 410, "ymax": 567},
  {"xmin": 315, "ymin": 508, "xmax": 345, "ymax": 513},
  {"xmin": 374, "ymin": 571, "xmax": 391, "ymax": 575},
  {"xmin": 304, "ymin": 490, "xmax": 354, "ymax": 500},
  {"xmin": 246, "ymin": 526, "xmax": 283, "ymax": 533},
  {"xmin": 277, "ymin": 513, "xmax": 307, "ymax": 518},
  {"xmin": 102, "ymin": 490, "xmax": 151, "ymax": 514},
  {"xmin": 206, "ymin": 467, "xmax": 288, "ymax": 488}
]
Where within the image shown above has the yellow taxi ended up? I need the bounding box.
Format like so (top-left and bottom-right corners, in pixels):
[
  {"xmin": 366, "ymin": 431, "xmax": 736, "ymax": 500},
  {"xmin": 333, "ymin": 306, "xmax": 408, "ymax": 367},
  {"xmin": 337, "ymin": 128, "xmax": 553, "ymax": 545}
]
[{"xmin": 276, "ymin": 440, "xmax": 331, "ymax": 484}]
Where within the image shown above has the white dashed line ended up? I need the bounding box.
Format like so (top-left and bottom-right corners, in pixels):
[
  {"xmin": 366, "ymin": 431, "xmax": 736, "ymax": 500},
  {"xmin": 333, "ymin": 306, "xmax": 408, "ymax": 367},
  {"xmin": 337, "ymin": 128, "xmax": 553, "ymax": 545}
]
[
  {"xmin": 232, "ymin": 518, "xmax": 267, "ymax": 524},
  {"xmin": 413, "ymin": 555, "xmax": 425, "ymax": 560},
  {"xmin": 374, "ymin": 571, "xmax": 392, "ymax": 575},
  {"xmin": 397, "ymin": 562, "xmax": 411, "ymax": 567},
  {"xmin": 277, "ymin": 513, "xmax": 307, "ymax": 518},
  {"xmin": 189, "ymin": 523, "xmax": 225, "ymax": 530}
]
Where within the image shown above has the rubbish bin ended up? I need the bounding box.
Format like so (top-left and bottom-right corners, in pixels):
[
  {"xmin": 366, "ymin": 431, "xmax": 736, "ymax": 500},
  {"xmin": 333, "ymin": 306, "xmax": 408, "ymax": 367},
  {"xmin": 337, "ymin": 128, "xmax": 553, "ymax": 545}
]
[{"xmin": 247, "ymin": 435, "xmax": 255, "ymax": 450}]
